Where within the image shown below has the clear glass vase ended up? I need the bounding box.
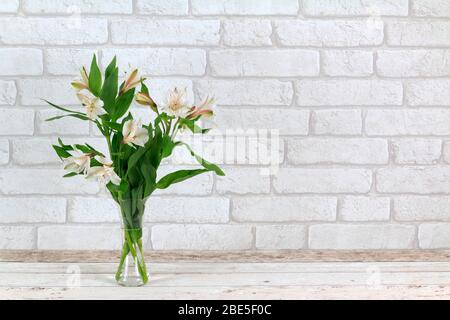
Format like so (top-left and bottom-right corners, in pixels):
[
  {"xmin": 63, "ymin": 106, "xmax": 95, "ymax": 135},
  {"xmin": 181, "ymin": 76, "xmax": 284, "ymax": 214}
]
[{"xmin": 115, "ymin": 199, "xmax": 148, "ymax": 286}]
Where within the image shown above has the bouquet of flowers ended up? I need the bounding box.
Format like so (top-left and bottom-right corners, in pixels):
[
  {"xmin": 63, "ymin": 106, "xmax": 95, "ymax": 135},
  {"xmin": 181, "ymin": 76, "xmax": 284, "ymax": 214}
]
[{"xmin": 46, "ymin": 55, "xmax": 224, "ymax": 286}]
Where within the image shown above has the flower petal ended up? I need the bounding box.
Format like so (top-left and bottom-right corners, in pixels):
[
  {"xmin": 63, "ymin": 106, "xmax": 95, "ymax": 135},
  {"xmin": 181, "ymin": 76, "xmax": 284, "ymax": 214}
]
[{"xmin": 86, "ymin": 166, "xmax": 105, "ymax": 180}]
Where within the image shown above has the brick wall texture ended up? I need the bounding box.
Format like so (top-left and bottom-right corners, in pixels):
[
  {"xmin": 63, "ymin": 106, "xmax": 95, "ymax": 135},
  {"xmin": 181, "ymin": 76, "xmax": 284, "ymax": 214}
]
[{"xmin": 1, "ymin": 0, "xmax": 450, "ymax": 250}]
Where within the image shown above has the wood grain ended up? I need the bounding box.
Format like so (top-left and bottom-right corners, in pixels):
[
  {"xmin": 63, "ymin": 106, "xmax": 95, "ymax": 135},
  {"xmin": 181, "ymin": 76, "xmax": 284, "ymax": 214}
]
[{"xmin": 2, "ymin": 250, "xmax": 450, "ymax": 263}]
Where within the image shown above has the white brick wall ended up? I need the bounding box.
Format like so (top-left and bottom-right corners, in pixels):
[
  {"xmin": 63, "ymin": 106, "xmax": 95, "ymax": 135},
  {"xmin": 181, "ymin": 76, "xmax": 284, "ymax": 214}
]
[{"xmin": 1, "ymin": 0, "xmax": 450, "ymax": 251}]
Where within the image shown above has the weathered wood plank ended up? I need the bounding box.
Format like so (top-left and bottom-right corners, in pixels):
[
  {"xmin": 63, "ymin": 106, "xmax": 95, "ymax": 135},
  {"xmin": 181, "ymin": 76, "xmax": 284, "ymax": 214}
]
[
  {"xmin": 2, "ymin": 250, "xmax": 450, "ymax": 263},
  {"xmin": 2, "ymin": 271, "xmax": 450, "ymax": 287},
  {"xmin": 2, "ymin": 285, "xmax": 450, "ymax": 300},
  {"xmin": 3, "ymin": 262, "xmax": 450, "ymax": 274}
]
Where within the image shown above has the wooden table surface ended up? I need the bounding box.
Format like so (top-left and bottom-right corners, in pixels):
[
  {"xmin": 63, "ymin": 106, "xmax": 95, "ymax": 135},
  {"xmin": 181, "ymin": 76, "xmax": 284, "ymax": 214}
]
[{"xmin": 2, "ymin": 250, "xmax": 450, "ymax": 300}]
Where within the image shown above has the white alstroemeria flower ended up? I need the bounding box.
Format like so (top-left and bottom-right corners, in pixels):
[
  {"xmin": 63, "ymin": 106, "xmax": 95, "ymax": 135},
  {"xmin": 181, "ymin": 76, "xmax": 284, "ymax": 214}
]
[
  {"xmin": 86, "ymin": 156, "xmax": 121, "ymax": 186},
  {"xmin": 121, "ymin": 68, "xmax": 142, "ymax": 94},
  {"xmin": 76, "ymin": 90, "xmax": 106, "ymax": 120},
  {"xmin": 187, "ymin": 95, "xmax": 215, "ymax": 120},
  {"xmin": 135, "ymin": 91, "xmax": 157, "ymax": 113},
  {"xmin": 163, "ymin": 87, "xmax": 190, "ymax": 118},
  {"xmin": 122, "ymin": 119, "xmax": 149, "ymax": 147},
  {"xmin": 63, "ymin": 148, "xmax": 91, "ymax": 174},
  {"xmin": 71, "ymin": 67, "xmax": 90, "ymax": 92}
]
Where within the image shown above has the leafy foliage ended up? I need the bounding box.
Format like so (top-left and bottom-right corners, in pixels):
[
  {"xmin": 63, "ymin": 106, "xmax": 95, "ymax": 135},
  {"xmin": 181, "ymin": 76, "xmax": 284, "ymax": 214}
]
[{"xmin": 46, "ymin": 54, "xmax": 224, "ymax": 229}]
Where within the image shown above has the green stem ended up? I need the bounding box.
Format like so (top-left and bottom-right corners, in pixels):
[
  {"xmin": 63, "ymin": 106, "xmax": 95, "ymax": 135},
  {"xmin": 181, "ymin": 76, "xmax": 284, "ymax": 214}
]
[
  {"xmin": 123, "ymin": 229, "xmax": 148, "ymax": 284},
  {"xmin": 115, "ymin": 242, "xmax": 129, "ymax": 281},
  {"xmin": 171, "ymin": 119, "xmax": 180, "ymax": 139}
]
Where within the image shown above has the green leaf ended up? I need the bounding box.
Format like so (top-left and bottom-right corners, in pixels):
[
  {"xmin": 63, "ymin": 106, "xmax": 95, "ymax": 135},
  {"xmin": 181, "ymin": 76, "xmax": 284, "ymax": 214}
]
[
  {"xmin": 104, "ymin": 56, "xmax": 117, "ymax": 79},
  {"xmin": 179, "ymin": 118, "xmax": 210, "ymax": 134},
  {"xmin": 73, "ymin": 144, "xmax": 104, "ymax": 157},
  {"xmin": 52, "ymin": 145, "xmax": 72, "ymax": 159},
  {"xmin": 63, "ymin": 172, "xmax": 78, "ymax": 178},
  {"xmin": 127, "ymin": 166, "xmax": 142, "ymax": 187},
  {"xmin": 113, "ymin": 88, "xmax": 135, "ymax": 121},
  {"xmin": 73, "ymin": 144, "xmax": 91, "ymax": 153},
  {"xmin": 102, "ymin": 119, "xmax": 122, "ymax": 131},
  {"xmin": 161, "ymin": 135, "xmax": 177, "ymax": 159},
  {"xmin": 178, "ymin": 142, "xmax": 225, "ymax": 176},
  {"xmin": 57, "ymin": 138, "xmax": 74, "ymax": 151},
  {"xmin": 140, "ymin": 161, "xmax": 156, "ymax": 197},
  {"xmin": 141, "ymin": 82, "xmax": 149, "ymax": 95},
  {"xmin": 89, "ymin": 54, "xmax": 102, "ymax": 96},
  {"xmin": 85, "ymin": 143, "xmax": 105, "ymax": 157},
  {"xmin": 156, "ymin": 169, "xmax": 208, "ymax": 189},
  {"xmin": 101, "ymin": 67, "xmax": 118, "ymax": 114},
  {"xmin": 43, "ymin": 100, "xmax": 85, "ymax": 116},
  {"xmin": 90, "ymin": 158, "xmax": 103, "ymax": 167},
  {"xmin": 46, "ymin": 113, "xmax": 91, "ymax": 122},
  {"xmin": 127, "ymin": 147, "xmax": 147, "ymax": 175}
]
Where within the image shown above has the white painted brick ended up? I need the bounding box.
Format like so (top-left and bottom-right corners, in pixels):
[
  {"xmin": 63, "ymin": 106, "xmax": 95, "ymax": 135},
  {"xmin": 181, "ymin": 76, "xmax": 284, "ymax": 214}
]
[
  {"xmin": 20, "ymin": 79, "xmax": 78, "ymax": 106},
  {"xmin": 46, "ymin": 49, "xmax": 97, "ymax": 76},
  {"xmin": 310, "ymin": 224, "xmax": 416, "ymax": 249},
  {"xmin": 38, "ymin": 226, "xmax": 122, "ymax": 250},
  {"xmin": 0, "ymin": 49, "xmax": 43, "ymax": 76},
  {"xmin": 111, "ymin": 19, "xmax": 220, "ymax": 45},
  {"xmin": 233, "ymin": 196, "xmax": 337, "ymax": 222},
  {"xmin": 419, "ymin": 223, "xmax": 450, "ymax": 249},
  {"xmin": 303, "ymin": 0, "xmax": 408, "ymax": 16},
  {"xmin": 366, "ymin": 110, "xmax": 450, "ymax": 136},
  {"xmin": 223, "ymin": 19, "xmax": 272, "ymax": 46},
  {"xmin": 395, "ymin": 197, "xmax": 450, "ymax": 221},
  {"xmin": 37, "ymin": 109, "xmax": 89, "ymax": 136},
  {"xmin": 216, "ymin": 168, "xmax": 270, "ymax": 194},
  {"xmin": 1, "ymin": 1, "xmax": 449, "ymax": 253},
  {"xmin": 147, "ymin": 197, "xmax": 229, "ymax": 223},
  {"xmin": 151, "ymin": 224, "xmax": 253, "ymax": 250},
  {"xmin": 0, "ymin": 109, "xmax": 34, "ymax": 136},
  {"xmin": 0, "ymin": 0, "xmax": 18, "ymax": 13},
  {"xmin": 0, "ymin": 226, "xmax": 35, "ymax": 250},
  {"xmin": 0, "ymin": 169, "xmax": 99, "ymax": 195},
  {"xmin": 102, "ymin": 48, "xmax": 206, "ymax": 76},
  {"xmin": 443, "ymin": 141, "xmax": 450, "ymax": 163},
  {"xmin": 296, "ymin": 80, "xmax": 402, "ymax": 106},
  {"xmin": 323, "ymin": 50, "xmax": 373, "ymax": 76},
  {"xmin": 0, "ymin": 18, "xmax": 108, "ymax": 45},
  {"xmin": 377, "ymin": 167, "xmax": 450, "ymax": 194},
  {"xmin": 275, "ymin": 20, "xmax": 383, "ymax": 47},
  {"xmin": 377, "ymin": 50, "xmax": 450, "ymax": 77},
  {"xmin": 0, "ymin": 81, "xmax": 16, "ymax": 106},
  {"xmin": 196, "ymin": 80, "xmax": 293, "ymax": 106},
  {"xmin": 68, "ymin": 197, "xmax": 229, "ymax": 223},
  {"xmin": 153, "ymin": 166, "xmax": 213, "ymax": 195},
  {"xmin": 387, "ymin": 22, "xmax": 450, "ymax": 46},
  {"xmin": 68, "ymin": 197, "xmax": 118, "ymax": 223},
  {"xmin": 392, "ymin": 139, "xmax": 442, "ymax": 165},
  {"xmin": 192, "ymin": 0, "xmax": 299, "ymax": 15},
  {"xmin": 313, "ymin": 109, "xmax": 362, "ymax": 135},
  {"xmin": 273, "ymin": 169, "xmax": 372, "ymax": 194},
  {"xmin": 136, "ymin": 0, "xmax": 188, "ymax": 15},
  {"xmin": 23, "ymin": 0, "xmax": 132, "ymax": 14},
  {"xmin": 0, "ymin": 139, "xmax": 8, "ymax": 165},
  {"xmin": 407, "ymin": 80, "xmax": 450, "ymax": 106},
  {"xmin": 341, "ymin": 196, "xmax": 390, "ymax": 221},
  {"xmin": 412, "ymin": 0, "xmax": 450, "ymax": 17},
  {"xmin": 256, "ymin": 225, "xmax": 307, "ymax": 250},
  {"xmin": 170, "ymin": 133, "xmax": 284, "ymax": 167},
  {"xmin": 12, "ymin": 138, "xmax": 106, "ymax": 165},
  {"xmin": 210, "ymin": 49, "xmax": 319, "ymax": 77},
  {"xmin": 215, "ymin": 108, "xmax": 309, "ymax": 135},
  {"xmin": 0, "ymin": 197, "xmax": 66, "ymax": 223},
  {"xmin": 287, "ymin": 138, "xmax": 388, "ymax": 165}
]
